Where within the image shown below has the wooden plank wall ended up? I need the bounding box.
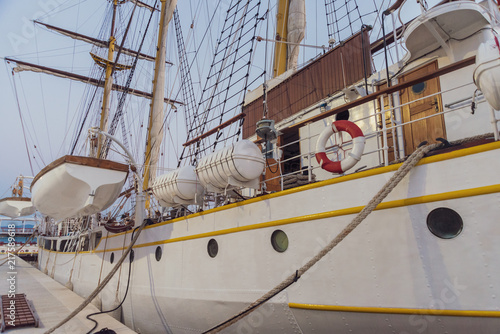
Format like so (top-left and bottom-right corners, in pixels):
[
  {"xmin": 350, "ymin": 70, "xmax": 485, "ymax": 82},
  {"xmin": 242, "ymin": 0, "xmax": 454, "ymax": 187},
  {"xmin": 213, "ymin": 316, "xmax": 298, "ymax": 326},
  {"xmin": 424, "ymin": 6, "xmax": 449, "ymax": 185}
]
[{"xmin": 242, "ymin": 31, "xmax": 372, "ymax": 139}]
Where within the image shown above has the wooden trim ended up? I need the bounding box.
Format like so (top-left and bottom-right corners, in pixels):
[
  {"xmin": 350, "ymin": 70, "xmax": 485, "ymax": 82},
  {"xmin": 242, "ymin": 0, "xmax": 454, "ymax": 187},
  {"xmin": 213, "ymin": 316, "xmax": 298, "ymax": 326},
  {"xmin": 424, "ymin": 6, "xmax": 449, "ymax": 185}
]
[
  {"xmin": 0, "ymin": 197, "xmax": 31, "ymax": 203},
  {"xmin": 286, "ymin": 56, "xmax": 476, "ymax": 132},
  {"xmin": 31, "ymin": 155, "xmax": 129, "ymax": 189},
  {"xmin": 183, "ymin": 112, "xmax": 246, "ymax": 147},
  {"xmin": 383, "ymin": 0, "xmax": 405, "ymax": 15}
]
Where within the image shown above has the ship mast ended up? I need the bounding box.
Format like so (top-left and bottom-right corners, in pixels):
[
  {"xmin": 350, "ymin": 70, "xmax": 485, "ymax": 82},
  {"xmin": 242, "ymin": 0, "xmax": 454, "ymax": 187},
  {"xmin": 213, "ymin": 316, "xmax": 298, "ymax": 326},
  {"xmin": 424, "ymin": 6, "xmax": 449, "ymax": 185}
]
[
  {"xmin": 96, "ymin": 0, "xmax": 119, "ymax": 157},
  {"xmin": 273, "ymin": 0, "xmax": 289, "ymax": 77},
  {"xmin": 273, "ymin": 0, "xmax": 305, "ymax": 77},
  {"xmin": 142, "ymin": 0, "xmax": 177, "ymax": 202}
]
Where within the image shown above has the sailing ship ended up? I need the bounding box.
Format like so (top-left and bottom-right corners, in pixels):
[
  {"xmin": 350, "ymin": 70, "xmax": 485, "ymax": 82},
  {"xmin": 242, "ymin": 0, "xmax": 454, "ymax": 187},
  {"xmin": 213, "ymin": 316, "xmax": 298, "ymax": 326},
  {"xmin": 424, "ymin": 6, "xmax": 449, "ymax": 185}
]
[{"xmin": 4, "ymin": 0, "xmax": 500, "ymax": 332}]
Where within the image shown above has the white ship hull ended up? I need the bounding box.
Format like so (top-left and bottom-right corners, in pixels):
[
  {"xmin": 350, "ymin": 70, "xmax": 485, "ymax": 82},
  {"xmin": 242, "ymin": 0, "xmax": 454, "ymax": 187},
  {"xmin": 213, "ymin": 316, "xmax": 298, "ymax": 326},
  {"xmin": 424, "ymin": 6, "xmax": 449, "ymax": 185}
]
[
  {"xmin": 23, "ymin": 1, "xmax": 500, "ymax": 332},
  {"xmin": 38, "ymin": 142, "xmax": 500, "ymax": 333}
]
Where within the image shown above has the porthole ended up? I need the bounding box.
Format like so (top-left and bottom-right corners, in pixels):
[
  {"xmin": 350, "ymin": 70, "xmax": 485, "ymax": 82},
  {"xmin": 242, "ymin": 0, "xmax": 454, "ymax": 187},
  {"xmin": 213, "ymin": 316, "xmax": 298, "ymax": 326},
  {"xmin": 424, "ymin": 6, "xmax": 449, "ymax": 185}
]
[
  {"xmin": 411, "ymin": 82, "xmax": 426, "ymax": 95},
  {"xmin": 271, "ymin": 230, "xmax": 289, "ymax": 253},
  {"xmin": 110, "ymin": 252, "xmax": 114, "ymax": 264},
  {"xmin": 155, "ymin": 246, "xmax": 162, "ymax": 261},
  {"xmin": 335, "ymin": 109, "xmax": 350, "ymax": 121},
  {"xmin": 427, "ymin": 207, "xmax": 463, "ymax": 239},
  {"xmin": 130, "ymin": 249, "xmax": 135, "ymax": 262},
  {"xmin": 207, "ymin": 239, "xmax": 218, "ymax": 258}
]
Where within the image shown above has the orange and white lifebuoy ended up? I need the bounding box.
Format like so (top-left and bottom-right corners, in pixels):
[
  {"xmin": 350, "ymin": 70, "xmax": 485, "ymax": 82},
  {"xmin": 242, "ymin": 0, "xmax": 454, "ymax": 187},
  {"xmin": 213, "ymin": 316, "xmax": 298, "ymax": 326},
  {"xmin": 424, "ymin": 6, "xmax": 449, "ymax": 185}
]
[{"xmin": 315, "ymin": 120, "xmax": 365, "ymax": 174}]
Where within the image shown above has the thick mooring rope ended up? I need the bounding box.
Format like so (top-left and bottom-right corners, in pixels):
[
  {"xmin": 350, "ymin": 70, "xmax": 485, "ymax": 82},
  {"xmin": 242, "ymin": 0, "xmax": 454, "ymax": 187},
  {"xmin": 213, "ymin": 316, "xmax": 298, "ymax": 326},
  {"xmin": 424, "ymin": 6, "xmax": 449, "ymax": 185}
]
[
  {"xmin": 44, "ymin": 219, "xmax": 148, "ymax": 334},
  {"xmin": 203, "ymin": 142, "xmax": 441, "ymax": 333}
]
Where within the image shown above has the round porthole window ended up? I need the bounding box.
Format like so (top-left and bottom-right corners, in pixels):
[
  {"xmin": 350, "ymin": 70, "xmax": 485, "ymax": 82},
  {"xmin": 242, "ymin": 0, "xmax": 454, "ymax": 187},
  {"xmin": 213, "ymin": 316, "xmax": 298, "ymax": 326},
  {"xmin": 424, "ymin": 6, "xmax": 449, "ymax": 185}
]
[
  {"xmin": 335, "ymin": 109, "xmax": 350, "ymax": 121},
  {"xmin": 110, "ymin": 252, "xmax": 114, "ymax": 264},
  {"xmin": 427, "ymin": 207, "xmax": 463, "ymax": 239},
  {"xmin": 207, "ymin": 239, "xmax": 218, "ymax": 258},
  {"xmin": 155, "ymin": 246, "xmax": 162, "ymax": 261},
  {"xmin": 411, "ymin": 82, "xmax": 426, "ymax": 95},
  {"xmin": 271, "ymin": 230, "xmax": 289, "ymax": 253},
  {"xmin": 130, "ymin": 249, "xmax": 135, "ymax": 262}
]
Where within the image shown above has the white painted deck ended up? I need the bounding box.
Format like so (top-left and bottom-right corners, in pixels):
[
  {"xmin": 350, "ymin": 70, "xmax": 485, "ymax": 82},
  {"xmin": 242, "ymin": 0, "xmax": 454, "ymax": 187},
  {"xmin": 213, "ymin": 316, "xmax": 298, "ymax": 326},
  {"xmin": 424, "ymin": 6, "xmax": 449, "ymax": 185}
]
[{"xmin": 0, "ymin": 256, "xmax": 136, "ymax": 334}]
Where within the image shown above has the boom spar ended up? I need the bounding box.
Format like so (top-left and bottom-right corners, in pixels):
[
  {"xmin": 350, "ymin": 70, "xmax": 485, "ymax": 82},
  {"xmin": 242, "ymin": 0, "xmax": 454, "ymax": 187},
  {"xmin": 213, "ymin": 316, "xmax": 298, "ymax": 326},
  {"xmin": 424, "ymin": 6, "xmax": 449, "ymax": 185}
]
[{"xmin": 5, "ymin": 57, "xmax": 182, "ymax": 105}]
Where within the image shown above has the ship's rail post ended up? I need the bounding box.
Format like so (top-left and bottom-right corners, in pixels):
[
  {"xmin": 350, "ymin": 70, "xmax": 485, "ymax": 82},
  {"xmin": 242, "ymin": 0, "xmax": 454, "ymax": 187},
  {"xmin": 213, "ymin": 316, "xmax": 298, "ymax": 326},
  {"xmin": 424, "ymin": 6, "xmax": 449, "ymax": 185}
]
[
  {"xmin": 387, "ymin": 92, "xmax": 399, "ymax": 159},
  {"xmin": 307, "ymin": 122, "xmax": 312, "ymax": 182},
  {"xmin": 380, "ymin": 94, "xmax": 390, "ymax": 166},
  {"xmin": 391, "ymin": 78, "xmax": 405, "ymax": 159}
]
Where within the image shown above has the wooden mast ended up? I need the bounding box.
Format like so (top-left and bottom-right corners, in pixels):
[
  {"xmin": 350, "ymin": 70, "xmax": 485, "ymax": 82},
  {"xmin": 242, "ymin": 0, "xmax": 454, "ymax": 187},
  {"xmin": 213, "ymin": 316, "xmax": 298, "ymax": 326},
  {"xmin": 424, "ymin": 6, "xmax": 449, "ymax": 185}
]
[
  {"xmin": 142, "ymin": 0, "xmax": 177, "ymax": 207},
  {"xmin": 273, "ymin": 0, "xmax": 290, "ymax": 77},
  {"xmin": 96, "ymin": 0, "xmax": 119, "ymax": 157}
]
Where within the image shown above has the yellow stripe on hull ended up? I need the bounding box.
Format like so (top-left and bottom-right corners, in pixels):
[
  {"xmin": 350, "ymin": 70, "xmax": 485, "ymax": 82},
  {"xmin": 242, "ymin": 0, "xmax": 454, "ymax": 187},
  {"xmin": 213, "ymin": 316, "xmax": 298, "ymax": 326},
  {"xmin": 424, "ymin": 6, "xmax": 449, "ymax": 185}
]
[
  {"xmin": 288, "ymin": 303, "xmax": 500, "ymax": 318},
  {"xmin": 93, "ymin": 183, "xmax": 500, "ymax": 253},
  {"xmin": 103, "ymin": 141, "xmax": 500, "ymax": 240}
]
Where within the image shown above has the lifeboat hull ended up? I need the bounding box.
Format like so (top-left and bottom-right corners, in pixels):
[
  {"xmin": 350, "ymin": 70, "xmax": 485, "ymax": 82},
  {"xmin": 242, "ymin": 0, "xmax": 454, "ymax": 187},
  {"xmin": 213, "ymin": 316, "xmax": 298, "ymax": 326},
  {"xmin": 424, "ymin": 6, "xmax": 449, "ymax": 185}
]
[
  {"xmin": 0, "ymin": 197, "xmax": 35, "ymax": 218},
  {"xmin": 474, "ymin": 34, "xmax": 500, "ymax": 110},
  {"xmin": 31, "ymin": 156, "xmax": 129, "ymax": 220}
]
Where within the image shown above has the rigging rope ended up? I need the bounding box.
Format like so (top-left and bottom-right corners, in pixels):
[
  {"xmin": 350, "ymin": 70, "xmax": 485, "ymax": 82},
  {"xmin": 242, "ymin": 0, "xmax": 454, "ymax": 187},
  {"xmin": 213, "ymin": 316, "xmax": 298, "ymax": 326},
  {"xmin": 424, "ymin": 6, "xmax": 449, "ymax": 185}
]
[
  {"xmin": 202, "ymin": 141, "xmax": 441, "ymax": 333},
  {"xmin": 17, "ymin": 76, "xmax": 47, "ymax": 168},
  {"xmin": 11, "ymin": 71, "xmax": 35, "ymax": 176},
  {"xmin": 102, "ymin": 0, "xmax": 158, "ymax": 159},
  {"xmin": 34, "ymin": 22, "xmax": 54, "ymax": 161},
  {"xmin": 188, "ymin": 0, "xmax": 262, "ymax": 162},
  {"xmin": 174, "ymin": 8, "xmax": 203, "ymax": 166}
]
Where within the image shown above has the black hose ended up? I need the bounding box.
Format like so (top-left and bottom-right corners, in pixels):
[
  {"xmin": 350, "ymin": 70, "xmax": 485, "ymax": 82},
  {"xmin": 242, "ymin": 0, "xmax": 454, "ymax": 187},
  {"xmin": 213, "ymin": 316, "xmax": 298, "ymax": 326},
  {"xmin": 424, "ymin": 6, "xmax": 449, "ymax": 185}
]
[{"xmin": 85, "ymin": 226, "xmax": 140, "ymax": 334}]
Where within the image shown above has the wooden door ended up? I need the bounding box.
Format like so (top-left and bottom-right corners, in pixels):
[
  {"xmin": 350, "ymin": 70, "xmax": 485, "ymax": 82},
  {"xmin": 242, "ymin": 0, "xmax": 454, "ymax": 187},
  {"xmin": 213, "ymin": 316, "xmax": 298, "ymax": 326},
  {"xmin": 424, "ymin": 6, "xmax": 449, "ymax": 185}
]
[{"xmin": 400, "ymin": 61, "xmax": 446, "ymax": 154}]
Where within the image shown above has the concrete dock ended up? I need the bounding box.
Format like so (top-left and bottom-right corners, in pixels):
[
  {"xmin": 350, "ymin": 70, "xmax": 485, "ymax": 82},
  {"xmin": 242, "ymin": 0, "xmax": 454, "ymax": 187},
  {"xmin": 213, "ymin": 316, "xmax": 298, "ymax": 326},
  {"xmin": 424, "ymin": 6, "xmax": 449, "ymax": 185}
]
[{"xmin": 0, "ymin": 256, "xmax": 136, "ymax": 333}]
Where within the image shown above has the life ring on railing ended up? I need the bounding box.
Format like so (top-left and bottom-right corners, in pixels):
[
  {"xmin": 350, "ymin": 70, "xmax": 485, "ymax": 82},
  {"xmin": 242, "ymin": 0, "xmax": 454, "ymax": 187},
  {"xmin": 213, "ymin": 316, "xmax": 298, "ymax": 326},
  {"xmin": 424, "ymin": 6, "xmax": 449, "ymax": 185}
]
[{"xmin": 315, "ymin": 120, "xmax": 365, "ymax": 174}]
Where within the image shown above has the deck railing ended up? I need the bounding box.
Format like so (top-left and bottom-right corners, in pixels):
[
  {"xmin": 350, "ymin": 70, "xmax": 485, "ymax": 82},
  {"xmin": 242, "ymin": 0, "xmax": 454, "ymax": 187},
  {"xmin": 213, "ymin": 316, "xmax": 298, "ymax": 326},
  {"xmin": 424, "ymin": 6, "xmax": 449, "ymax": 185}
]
[{"xmin": 260, "ymin": 78, "xmax": 499, "ymax": 192}]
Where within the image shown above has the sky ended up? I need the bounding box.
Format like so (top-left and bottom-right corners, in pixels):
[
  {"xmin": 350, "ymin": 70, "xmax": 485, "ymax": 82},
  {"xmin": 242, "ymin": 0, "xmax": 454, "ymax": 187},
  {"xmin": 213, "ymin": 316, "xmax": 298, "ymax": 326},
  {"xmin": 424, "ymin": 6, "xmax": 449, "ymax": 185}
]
[{"xmin": 0, "ymin": 0, "xmax": 441, "ymax": 200}]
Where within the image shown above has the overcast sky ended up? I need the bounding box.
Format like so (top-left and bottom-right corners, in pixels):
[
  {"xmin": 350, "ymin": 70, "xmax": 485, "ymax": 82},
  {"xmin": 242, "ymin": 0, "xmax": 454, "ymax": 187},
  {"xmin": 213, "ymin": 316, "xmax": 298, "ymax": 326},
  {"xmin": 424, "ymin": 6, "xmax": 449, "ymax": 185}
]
[{"xmin": 0, "ymin": 0, "xmax": 440, "ymax": 200}]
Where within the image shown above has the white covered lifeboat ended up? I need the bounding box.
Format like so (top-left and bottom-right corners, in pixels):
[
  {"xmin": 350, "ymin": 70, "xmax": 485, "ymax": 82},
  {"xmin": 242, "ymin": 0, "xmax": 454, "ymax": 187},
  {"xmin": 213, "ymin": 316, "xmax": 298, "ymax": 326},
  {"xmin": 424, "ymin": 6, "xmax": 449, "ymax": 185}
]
[
  {"xmin": 31, "ymin": 155, "xmax": 129, "ymax": 220},
  {"xmin": 151, "ymin": 165, "xmax": 204, "ymax": 208},
  {"xmin": 0, "ymin": 197, "xmax": 36, "ymax": 218},
  {"xmin": 474, "ymin": 30, "xmax": 500, "ymax": 110},
  {"xmin": 403, "ymin": 1, "xmax": 492, "ymax": 63},
  {"xmin": 195, "ymin": 139, "xmax": 265, "ymax": 192}
]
